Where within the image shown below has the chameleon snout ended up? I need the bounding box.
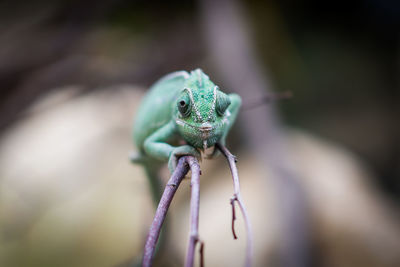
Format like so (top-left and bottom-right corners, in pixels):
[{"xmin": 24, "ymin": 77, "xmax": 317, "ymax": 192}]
[{"xmin": 199, "ymin": 122, "xmax": 213, "ymax": 132}]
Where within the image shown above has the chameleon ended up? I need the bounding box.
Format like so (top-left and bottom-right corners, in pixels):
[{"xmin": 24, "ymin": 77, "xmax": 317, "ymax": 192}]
[{"xmin": 131, "ymin": 68, "xmax": 241, "ymax": 202}]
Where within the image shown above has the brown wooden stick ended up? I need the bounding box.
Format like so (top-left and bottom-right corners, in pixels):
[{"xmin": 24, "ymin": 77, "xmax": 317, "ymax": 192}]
[
  {"xmin": 199, "ymin": 240, "xmax": 205, "ymax": 267},
  {"xmin": 216, "ymin": 143, "xmax": 253, "ymax": 267},
  {"xmin": 142, "ymin": 156, "xmax": 203, "ymax": 267},
  {"xmin": 230, "ymin": 197, "xmax": 238, "ymax": 239},
  {"xmin": 142, "ymin": 156, "xmax": 191, "ymax": 267}
]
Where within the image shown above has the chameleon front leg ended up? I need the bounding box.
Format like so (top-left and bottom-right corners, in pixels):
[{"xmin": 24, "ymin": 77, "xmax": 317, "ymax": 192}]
[{"xmin": 143, "ymin": 121, "xmax": 201, "ymax": 173}]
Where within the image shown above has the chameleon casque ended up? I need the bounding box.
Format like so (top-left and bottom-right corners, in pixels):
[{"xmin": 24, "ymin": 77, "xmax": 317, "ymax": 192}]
[{"xmin": 131, "ymin": 69, "xmax": 241, "ymax": 200}]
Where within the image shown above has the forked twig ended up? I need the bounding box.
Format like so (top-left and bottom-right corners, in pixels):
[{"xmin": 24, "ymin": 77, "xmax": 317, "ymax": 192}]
[
  {"xmin": 142, "ymin": 145, "xmax": 250, "ymax": 267},
  {"xmin": 216, "ymin": 143, "xmax": 253, "ymax": 267},
  {"xmin": 142, "ymin": 156, "xmax": 202, "ymax": 267}
]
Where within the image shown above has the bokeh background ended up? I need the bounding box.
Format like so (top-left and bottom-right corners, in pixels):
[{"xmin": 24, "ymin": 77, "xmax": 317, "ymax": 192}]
[{"xmin": 0, "ymin": 0, "xmax": 399, "ymax": 267}]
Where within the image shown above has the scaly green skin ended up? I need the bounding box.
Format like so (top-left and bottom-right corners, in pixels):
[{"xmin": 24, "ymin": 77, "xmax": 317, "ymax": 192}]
[
  {"xmin": 131, "ymin": 69, "xmax": 240, "ymax": 262},
  {"xmin": 132, "ymin": 68, "xmax": 241, "ymax": 175}
]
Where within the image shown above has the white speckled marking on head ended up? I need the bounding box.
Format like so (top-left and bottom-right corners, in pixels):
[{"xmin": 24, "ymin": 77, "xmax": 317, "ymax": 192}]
[
  {"xmin": 183, "ymin": 87, "xmax": 203, "ymax": 122},
  {"xmin": 206, "ymin": 86, "xmax": 218, "ymax": 121}
]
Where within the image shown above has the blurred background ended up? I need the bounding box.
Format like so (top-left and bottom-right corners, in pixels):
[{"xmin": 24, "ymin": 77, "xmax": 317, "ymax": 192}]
[{"xmin": 0, "ymin": 0, "xmax": 399, "ymax": 266}]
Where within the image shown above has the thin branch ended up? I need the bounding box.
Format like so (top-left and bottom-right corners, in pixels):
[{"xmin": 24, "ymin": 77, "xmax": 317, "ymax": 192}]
[
  {"xmin": 216, "ymin": 143, "xmax": 253, "ymax": 267},
  {"xmin": 185, "ymin": 157, "xmax": 202, "ymax": 267},
  {"xmin": 199, "ymin": 241, "xmax": 205, "ymax": 267},
  {"xmin": 142, "ymin": 157, "xmax": 190, "ymax": 267},
  {"xmin": 141, "ymin": 156, "xmax": 202, "ymax": 267},
  {"xmin": 230, "ymin": 197, "xmax": 238, "ymax": 239}
]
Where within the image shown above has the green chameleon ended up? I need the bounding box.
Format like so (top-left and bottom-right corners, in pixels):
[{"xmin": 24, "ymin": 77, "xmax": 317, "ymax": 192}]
[{"xmin": 131, "ymin": 69, "xmax": 241, "ymax": 201}]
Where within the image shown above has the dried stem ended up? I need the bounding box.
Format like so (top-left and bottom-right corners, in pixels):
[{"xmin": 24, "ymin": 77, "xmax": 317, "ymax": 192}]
[
  {"xmin": 199, "ymin": 241, "xmax": 205, "ymax": 267},
  {"xmin": 216, "ymin": 143, "xmax": 253, "ymax": 267},
  {"xmin": 230, "ymin": 197, "xmax": 238, "ymax": 239},
  {"xmin": 141, "ymin": 156, "xmax": 202, "ymax": 267},
  {"xmin": 185, "ymin": 157, "xmax": 202, "ymax": 267},
  {"xmin": 142, "ymin": 157, "xmax": 190, "ymax": 267}
]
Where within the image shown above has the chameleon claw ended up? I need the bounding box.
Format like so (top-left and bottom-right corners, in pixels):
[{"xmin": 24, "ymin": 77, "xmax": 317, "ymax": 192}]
[{"xmin": 167, "ymin": 145, "xmax": 201, "ymax": 173}]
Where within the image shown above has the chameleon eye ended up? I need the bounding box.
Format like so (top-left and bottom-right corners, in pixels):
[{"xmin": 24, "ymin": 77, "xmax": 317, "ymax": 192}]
[
  {"xmin": 216, "ymin": 91, "xmax": 231, "ymax": 116},
  {"xmin": 177, "ymin": 94, "xmax": 191, "ymax": 117}
]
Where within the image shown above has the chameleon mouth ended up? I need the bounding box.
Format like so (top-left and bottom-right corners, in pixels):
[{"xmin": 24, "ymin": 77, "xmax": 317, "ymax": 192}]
[
  {"xmin": 176, "ymin": 119, "xmax": 214, "ymax": 132},
  {"xmin": 199, "ymin": 123, "xmax": 213, "ymax": 132},
  {"xmin": 176, "ymin": 119, "xmax": 223, "ymax": 148}
]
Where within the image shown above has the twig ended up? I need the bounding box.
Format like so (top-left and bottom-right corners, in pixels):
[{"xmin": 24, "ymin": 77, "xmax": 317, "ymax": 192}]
[
  {"xmin": 142, "ymin": 156, "xmax": 203, "ymax": 267},
  {"xmin": 185, "ymin": 157, "xmax": 202, "ymax": 267},
  {"xmin": 216, "ymin": 143, "xmax": 253, "ymax": 267},
  {"xmin": 230, "ymin": 197, "xmax": 238, "ymax": 239},
  {"xmin": 142, "ymin": 157, "xmax": 190, "ymax": 267},
  {"xmin": 199, "ymin": 241, "xmax": 205, "ymax": 267}
]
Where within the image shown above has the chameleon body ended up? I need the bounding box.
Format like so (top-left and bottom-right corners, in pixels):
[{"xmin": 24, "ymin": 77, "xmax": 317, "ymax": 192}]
[{"xmin": 132, "ymin": 69, "xmax": 241, "ymax": 200}]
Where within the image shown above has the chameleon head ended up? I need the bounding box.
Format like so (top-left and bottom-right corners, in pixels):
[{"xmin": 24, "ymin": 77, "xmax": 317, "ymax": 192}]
[{"xmin": 174, "ymin": 69, "xmax": 231, "ymax": 150}]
